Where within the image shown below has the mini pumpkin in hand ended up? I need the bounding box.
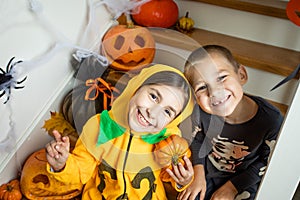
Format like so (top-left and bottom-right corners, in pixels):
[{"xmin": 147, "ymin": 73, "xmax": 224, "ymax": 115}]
[
  {"xmin": 154, "ymin": 135, "xmax": 191, "ymax": 181},
  {"xmin": 0, "ymin": 179, "xmax": 22, "ymax": 200}
]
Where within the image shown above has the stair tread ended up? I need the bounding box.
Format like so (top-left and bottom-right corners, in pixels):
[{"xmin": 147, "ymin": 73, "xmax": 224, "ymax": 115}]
[
  {"xmin": 150, "ymin": 28, "xmax": 300, "ymax": 78},
  {"xmin": 190, "ymin": 29, "xmax": 300, "ymax": 78},
  {"xmin": 190, "ymin": 0, "xmax": 289, "ymax": 19},
  {"xmin": 149, "ymin": 28, "xmax": 291, "ymax": 115}
]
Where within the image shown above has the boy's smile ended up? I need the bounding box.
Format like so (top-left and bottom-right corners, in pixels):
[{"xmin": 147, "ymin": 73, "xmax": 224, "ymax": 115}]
[
  {"xmin": 128, "ymin": 84, "xmax": 184, "ymax": 133},
  {"xmin": 192, "ymin": 54, "xmax": 247, "ymax": 118}
]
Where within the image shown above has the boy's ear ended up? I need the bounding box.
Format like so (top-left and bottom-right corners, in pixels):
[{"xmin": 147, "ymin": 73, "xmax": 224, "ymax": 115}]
[{"xmin": 238, "ymin": 65, "xmax": 248, "ymax": 85}]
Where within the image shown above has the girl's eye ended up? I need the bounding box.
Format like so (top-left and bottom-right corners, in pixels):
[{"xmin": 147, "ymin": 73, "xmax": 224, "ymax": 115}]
[
  {"xmin": 217, "ymin": 75, "xmax": 227, "ymax": 82},
  {"xmin": 150, "ymin": 93, "xmax": 158, "ymax": 102}
]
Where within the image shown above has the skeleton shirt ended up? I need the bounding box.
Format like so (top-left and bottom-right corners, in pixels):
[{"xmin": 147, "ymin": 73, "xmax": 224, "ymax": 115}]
[{"xmin": 190, "ymin": 95, "xmax": 283, "ymax": 193}]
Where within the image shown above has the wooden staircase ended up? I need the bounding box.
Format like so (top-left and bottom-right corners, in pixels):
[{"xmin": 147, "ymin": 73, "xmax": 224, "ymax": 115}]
[
  {"xmin": 151, "ymin": 0, "xmax": 300, "ymax": 116},
  {"xmin": 155, "ymin": 2, "xmax": 299, "ymax": 198}
]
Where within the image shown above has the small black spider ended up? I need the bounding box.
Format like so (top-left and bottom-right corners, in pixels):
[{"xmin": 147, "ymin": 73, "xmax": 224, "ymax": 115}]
[{"xmin": 0, "ymin": 57, "xmax": 27, "ymax": 104}]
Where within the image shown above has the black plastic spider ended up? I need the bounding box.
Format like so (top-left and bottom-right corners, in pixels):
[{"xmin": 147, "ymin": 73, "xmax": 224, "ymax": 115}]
[{"xmin": 0, "ymin": 57, "xmax": 27, "ymax": 104}]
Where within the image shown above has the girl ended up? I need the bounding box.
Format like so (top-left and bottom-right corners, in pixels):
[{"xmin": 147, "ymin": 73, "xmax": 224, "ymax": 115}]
[{"xmin": 46, "ymin": 64, "xmax": 195, "ymax": 199}]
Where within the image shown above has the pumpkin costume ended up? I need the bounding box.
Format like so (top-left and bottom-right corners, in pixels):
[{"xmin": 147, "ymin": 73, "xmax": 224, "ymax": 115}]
[{"xmin": 47, "ymin": 64, "xmax": 194, "ymax": 199}]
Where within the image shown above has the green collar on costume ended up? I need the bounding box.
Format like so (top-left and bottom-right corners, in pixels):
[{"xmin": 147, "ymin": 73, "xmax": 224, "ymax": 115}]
[
  {"xmin": 141, "ymin": 129, "xmax": 168, "ymax": 144},
  {"xmin": 97, "ymin": 110, "xmax": 168, "ymax": 145}
]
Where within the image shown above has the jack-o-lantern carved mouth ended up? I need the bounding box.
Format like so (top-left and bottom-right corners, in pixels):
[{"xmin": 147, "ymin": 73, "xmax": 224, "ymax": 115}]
[{"xmin": 115, "ymin": 57, "xmax": 146, "ymax": 66}]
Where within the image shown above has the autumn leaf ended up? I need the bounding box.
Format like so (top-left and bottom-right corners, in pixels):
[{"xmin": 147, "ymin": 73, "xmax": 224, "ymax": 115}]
[{"xmin": 42, "ymin": 111, "xmax": 78, "ymax": 148}]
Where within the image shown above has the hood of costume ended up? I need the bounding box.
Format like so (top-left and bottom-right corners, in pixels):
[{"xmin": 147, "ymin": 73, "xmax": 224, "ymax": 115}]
[{"xmin": 48, "ymin": 64, "xmax": 194, "ymax": 200}]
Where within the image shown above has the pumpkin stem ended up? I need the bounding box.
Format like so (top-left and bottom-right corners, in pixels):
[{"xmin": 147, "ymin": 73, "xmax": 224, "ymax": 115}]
[
  {"xmin": 125, "ymin": 13, "xmax": 134, "ymax": 28},
  {"xmin": 6, "ymin": 185, "xmax": 13, "ymax": 191},
  {"xmin": 185, "ymin": 11, "xmax": 189, "ymax": 18},
  {"xmin": 171, "ymin": 154, "xmax": 180, "ymax": 165}
]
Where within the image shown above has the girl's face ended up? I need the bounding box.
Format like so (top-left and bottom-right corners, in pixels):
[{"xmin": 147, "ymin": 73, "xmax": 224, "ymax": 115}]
[
  {"xmin": 192, "ymin": 54, "xmax": 247, "ymax": 117},
  {"xmin": 128, "ymin": 84, "xmax": 185, "ymax": 133}
]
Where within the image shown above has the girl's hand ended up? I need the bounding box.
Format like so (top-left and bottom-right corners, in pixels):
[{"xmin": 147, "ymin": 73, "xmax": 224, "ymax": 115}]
[
  {"xmin": 166, "ymin": 156, "xmax": 194, "ymax": 187},
  {"xmin": 177, "ymin": 165, "xmax": 207, "ymax": 200},
  {"xmin": 45, "ymin": 130, "xmax": 70, "ymax": 172}
]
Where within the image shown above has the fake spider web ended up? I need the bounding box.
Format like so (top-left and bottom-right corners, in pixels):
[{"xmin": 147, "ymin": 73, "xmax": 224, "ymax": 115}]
[{"xmin": 0, "ymin": 0, "xmax": 151, "ymax": 174}]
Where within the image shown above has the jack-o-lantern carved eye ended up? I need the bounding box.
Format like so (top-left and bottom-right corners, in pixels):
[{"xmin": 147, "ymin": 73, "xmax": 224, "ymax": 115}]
[
  {"xmin": 102, "ymin": 25, "xmax": 155, "ymax": 71},
  {"xmin": 115, "ymin": 35, "xmax": 125, "ymax": 50},
  {"xmin": 135, "ymin": 35, "xmax": 145, "ymax": 48}
]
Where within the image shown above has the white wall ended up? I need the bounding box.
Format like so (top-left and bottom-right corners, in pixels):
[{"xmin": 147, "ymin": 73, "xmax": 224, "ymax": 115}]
[
  {"xmin": 175, "ymin": 0, "xmax": 300, "ymax": 51},
  {"xmin": 0, "ymin": 0, "xmax": 114, "ymax": 183}
]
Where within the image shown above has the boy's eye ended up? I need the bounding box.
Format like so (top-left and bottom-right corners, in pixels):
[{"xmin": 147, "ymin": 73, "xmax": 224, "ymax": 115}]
[
  {"xmin": 195, "ymin": 84, "xmax": 207, "ymax": 92},
  {"xmin": 217, "ymin": 75, "xmax": 227, "ymax": 82}
]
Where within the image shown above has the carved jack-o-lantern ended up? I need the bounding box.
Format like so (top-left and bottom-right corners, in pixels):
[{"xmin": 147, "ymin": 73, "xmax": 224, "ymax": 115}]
[
  {"xmin": 102, "ymin": 24, "xmax": 155, "ymax": 71},
  {"xmin": 20, "ymin": 149, "xmax": 82, "ymax": 199}
]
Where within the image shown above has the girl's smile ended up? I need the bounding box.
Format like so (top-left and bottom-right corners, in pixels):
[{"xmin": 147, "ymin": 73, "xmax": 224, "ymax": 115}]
[
  {"xmin": 128, "ymin": 84, "xmax": 185, "ymax": 133},
  {"xmin": 137, "ymin": 109, "xmax": 153, "ymax": 127}
]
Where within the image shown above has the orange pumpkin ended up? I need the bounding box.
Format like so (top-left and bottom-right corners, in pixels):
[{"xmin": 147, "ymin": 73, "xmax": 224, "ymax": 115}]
[
  {"xmin": 101, "ymin": 24, "xmax": 155, "ymax": 71},
  {"xmin": 154, "ymin": 134, "xmax": 191, "ymax": 168},
  {"xmin": 0, "ymin": 179, "xmax": 22, "ymax": 200},
  {"xmin": 132, "ymin": 0, "xmax": 179, "ymax": 28},
  {"xmin": 154, "ymin": 135, "xmax": 191, "ymax": 181},
  {"xmin": 20, "ymin": 149, "xmax": 82, "ymax": 199}
]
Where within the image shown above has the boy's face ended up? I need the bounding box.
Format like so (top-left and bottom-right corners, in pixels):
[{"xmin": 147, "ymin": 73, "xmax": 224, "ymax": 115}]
[
  {"xmin": 128, "ymin": 84, "xmax": 184, "ymax": 133},
  {"xmin": 191, "ymin": 54, "xmax": 247, "ymax": 117}
]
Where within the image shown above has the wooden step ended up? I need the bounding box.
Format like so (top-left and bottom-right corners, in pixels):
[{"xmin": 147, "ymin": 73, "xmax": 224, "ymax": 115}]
[
  {"xmin": 150, "ymin": 28, "xmax": 300, "ymax": 78},
  {"xmin": 189, "ymin": 0, "xmax": 290, "ymax": 19},
  {"xmin": 149, "ymin": 28, "xmax": 293, "ymax": 115},
  {"xmin": 188, "ymin": 28, "xmax": 300, "ymax": 78}
]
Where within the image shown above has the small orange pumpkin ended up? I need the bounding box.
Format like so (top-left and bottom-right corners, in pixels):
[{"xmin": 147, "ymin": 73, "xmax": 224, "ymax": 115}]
[
  {"xmin": 102, "ymin": 24, "xmax": 155, "ymax": 71},
  {"xmin": 154, "ymin": 135, "xmax": 191, "ymax": 181},
  {"xmin": 154, "ymin": 135, "xmax": 191, "ymax": 166},
  {"xmin": 0, "ymin": 179, "xmax": 22, "ymax": 200}
]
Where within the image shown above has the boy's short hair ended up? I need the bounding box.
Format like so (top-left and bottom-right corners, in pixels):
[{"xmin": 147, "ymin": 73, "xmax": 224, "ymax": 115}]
[{"xmin": 184, "ymin": 45, "xmax": 240, "ymax": 85}]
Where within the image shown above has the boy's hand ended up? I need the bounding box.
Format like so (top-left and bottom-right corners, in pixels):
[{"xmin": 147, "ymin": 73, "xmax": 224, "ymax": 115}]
[
  {"xmin": 45, "ymin": 130, "xmax": 70, "ymax": 172},
  {"xmin": 210, "ymin": 181, "xmax": 238, "ymax": 200},
  {"xmin": 166, "ymin": 156, "xmax": 194, "ymax": 187},
  {"xmin": 177, "ymin": 165, "xmax": 206, "ymax": 200}
]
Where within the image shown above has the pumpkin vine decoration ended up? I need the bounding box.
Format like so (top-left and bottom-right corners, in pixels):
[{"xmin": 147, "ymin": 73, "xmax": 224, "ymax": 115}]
[
  {"xmin": 61, "ymin": 76, "xmax": 122, "ymax": 134},
  {"xmin": 85, "ymin": 77, "xmax": 120, "ymax": 110}
]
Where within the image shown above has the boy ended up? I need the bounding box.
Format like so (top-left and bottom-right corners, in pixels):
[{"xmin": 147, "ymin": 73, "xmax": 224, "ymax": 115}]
[{"xmin": 179, "ymin": 45, "xmax": 283, "ymax": 200}]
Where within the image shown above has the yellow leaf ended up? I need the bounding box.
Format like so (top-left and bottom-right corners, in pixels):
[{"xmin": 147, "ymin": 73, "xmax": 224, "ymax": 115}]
[{"xmin": 42, "ymin": 111, "xmax": 78, "ymax": 148}]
